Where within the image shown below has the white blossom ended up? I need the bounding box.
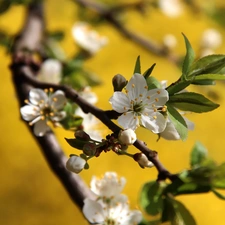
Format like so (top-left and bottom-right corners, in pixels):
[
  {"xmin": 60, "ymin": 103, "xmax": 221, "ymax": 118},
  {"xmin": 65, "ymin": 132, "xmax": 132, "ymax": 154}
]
[
  {"xmin": 159, "ymin": 0, "xmax": 183, "ymax": 17},
  {"xmin": 37, "ymin": 59, "xmax": 62, "ymax": 84},
  {"xmin": 110, "ymin": 73, "xmax": 169, "ymax": 133},
  {"xmin": 72, "ymin": 22, "xmax": 108, "ymax": 54},
  {"xmin": 83, "ymin": 196, "xmax": 142, "ymax": 225},
  {"xmin": 20, "ymin": 88, "xmax": 67, "ymax": 136},
  {"xmin": 75, "ymin": 87, "xmax": 102, "ymax": 141},
  {"xmin": 118, "ymin": 129, "xmax": 137, "ymax": 145},
  {"xmin": 201, "ymin": 28, "xmax": 222, "ymax": 49},
  {"xmin": 66, "ymin": 155, "xmax": 86, "ymax": 173},
  {"xmin": 159, "ymin": 80, "xmax": 194, "ymax": 140},
  {"xmin": 160, "ymin": 117, "xmax": 194, "ymax": 140},
  {"xmin": 90, "ymin": 172, "xmax": 126, "ymax": 198}
]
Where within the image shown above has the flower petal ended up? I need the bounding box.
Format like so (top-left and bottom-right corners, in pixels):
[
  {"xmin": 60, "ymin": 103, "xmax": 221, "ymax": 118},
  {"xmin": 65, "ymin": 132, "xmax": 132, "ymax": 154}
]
[
  {"xmin": 50, "ymin": 90, "xmax": 67, "ymax": 110},
  {"xmin": 29, "ymin": 88, "xmax": 48, "ymax": 106},
  {"xmin": 126, "ymin": 73, "xmax": 147, "ymax": 100},
  {"xmin": 20, "ymin": 105, "xmax": 39, "ymax": 121},
  {"xmin": 82, "ymin": 199, "xmax": 105, "ymax": 224},
  {"xmin": 144, "ymin": 88, "xmax": 169, "ymax": 106},
  {"xmin": 159, "ymin": 120, "xmax": 180, "ymax": 140},
  {"xmin": 141, "ymin": 113, "xmax": 166, "ymax": 133},
  {"xmin": 118, "ymin": 112, "xmax": 139, "ymax": 130},
  {"xmin": 33, "ymin": 120, "xmax": 50, "ymax": 136},
  {"xmin": 110, "ymin": 92, "xmax": 130, "ymax": 113}
]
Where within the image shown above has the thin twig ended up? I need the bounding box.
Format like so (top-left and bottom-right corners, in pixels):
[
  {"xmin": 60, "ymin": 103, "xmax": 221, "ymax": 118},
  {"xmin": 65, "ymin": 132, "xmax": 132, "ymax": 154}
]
[{"xmin": 73, "ymin": 0, "xmax": 181, "ymax": 65}]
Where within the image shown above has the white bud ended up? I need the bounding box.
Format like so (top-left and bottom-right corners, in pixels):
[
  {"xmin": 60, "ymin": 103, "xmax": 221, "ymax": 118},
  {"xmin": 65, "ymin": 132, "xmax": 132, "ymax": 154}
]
[
  {"xmin": 160, "ymin": 121, "xmax": 180, "ymax": 140},
  {"xmin": 118, "ymin": 129, "xmax": 137, "ymax": 145},
  {"xmin": 134, "ymin": 153, "xmax": 154, "ymax": 168},
  {"xmin": 66, "ymin": 156, "xmax": 86, "ymax": 173}
]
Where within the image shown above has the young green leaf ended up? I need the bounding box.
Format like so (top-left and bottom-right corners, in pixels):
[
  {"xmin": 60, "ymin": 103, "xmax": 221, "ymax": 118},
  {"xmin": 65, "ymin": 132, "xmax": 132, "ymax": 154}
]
[
  {"xmin": 166, "ymin": 80, "xmax": 191, "ymax": 95},
  {"xmin": 139, "ymin": 181, "xmax": 165, "ymax": 216},
  {"xmin": 188, "ymin": 55, "xmax": 225, "ymax": 77},
  {"xmin": 133, "ymin": 55, "xmax": 141, "ymax": 74},
  {"xmin": 182, "ymin": 34, "xmax": 195, "ymax": 79},
  {"xmin": 65, "ymin": 138, "xmax": 87, "ymax": 150},
  {"xmin": 146, "ymin": 76, "xmax": 161, "ymax": 90},
  {"xmin": 143, "ymin": 63, "xmax": 156, "ymax": 79},
  {"xmin": 194, "ymin": 74, "xmax": 225, "ymax": 81},
  {"xmin": 212, "ymin": 162, "xmax": 225, "ymax": 189},
  {"xmin": 166, "ymin": 104, "xmax": 188, "ymax": 141},
  {"xmin": 162, "ymin": 197, "xmax": 197, "ymax": 225},
  {"xmin": 190, "ymin": 141, "xmax": 208, "ymax": 168},
  {"xmin": 169, "ymin": 92, "xmax": 219, "ymax": 113}
]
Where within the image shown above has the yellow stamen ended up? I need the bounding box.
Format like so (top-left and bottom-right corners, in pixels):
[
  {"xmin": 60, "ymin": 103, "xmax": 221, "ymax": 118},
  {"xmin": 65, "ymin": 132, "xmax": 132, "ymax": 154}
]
[
  {"xmin": 147, "ymin": 96, "xmax": 150, "ymax": 99},
  {"xmin": 49, "ymin": 88, "xmax": 53, "ymax": 92},
  {"xmin": 152, "ymin": 104, "xmax": 155, "ymax": 107},
  {"xmin": 145, "ymin": 112, "xmax": 148, "ymax": 116},
  {"xmin": 155, "ymin": 98, "xmax": 159, "ymax": 102},
  {"xmin": 139, "ymin": 94, "xmax": 143, "ymax": 97},
  {"xmin": 132, "ymin": 84, "xmax": 135, "ymax": 88},
  {"xmin": 144, "ymin": 86, "xmax": 148, "ymax": 89},
  {"xmin": 124, "ymin": 112, "xmax": 127, "ymax": 116},
  {"xmin": 154, "ymin": 108, "xmax": 157, "ymax": 112},
  {"xmin": 44, "ymin": 89, "xmax": 48, "ymax": 93},
  {"xmin": 53, "ymin": 97, "xmax": 57, "ymax": 102},
  {"xmin": 153, "ymin": 116, "xmax": 157, "ymax": 120},
  {"xmin": 157, "ymin": 90, "xmax": 161, "ymax": 94},
  {"xmin": 134, "ymin": 116, "xmax": 137, "ymax": 119},
  {"xmin": 41, "ymin": 116, "xmax": 45, "ymax": 120},
  {"xmin": 124, "ymin": 106, "xmax": 127, "ymax": 110},
  {"xmin": 24, "ymin": 99, "xmax": 29, "ymax": 104}
]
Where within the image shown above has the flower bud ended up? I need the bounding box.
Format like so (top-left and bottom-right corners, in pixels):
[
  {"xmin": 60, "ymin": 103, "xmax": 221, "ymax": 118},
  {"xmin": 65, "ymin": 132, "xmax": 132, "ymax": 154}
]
[
  {"xmin": 118, "ymin": 129, "xmax": 137, "ymax": 145},
  {"xmin": 83, "ymin": 143, "xmax": 96, "ymax": 156},
  {"xmin": 75, "ymin": 130, "xmax": 91, "ymax": 141},
  {"xmin": 134, "ymin": 153, "xmax": 154, "ymax": 168},
  {"xmin": 66, "ymin": 155, "xmax": 86, "ymax": 173},
  {"xmin": 112, "ymin": 74, "xmax": 127, "ymax": 92}
]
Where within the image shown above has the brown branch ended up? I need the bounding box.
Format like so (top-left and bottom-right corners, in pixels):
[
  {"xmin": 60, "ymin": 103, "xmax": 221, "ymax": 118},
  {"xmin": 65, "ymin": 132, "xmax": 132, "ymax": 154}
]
[
  {"xmin": 15, "ymin": 65, "xmax": 177, "ymax": 182},
  {"xmin": 73, "ymin": 0, "xmax": 181, "ymax": 65},
  {"xmin": 10, "ymin": 1, "xmax": 94, "ymax": 210}
]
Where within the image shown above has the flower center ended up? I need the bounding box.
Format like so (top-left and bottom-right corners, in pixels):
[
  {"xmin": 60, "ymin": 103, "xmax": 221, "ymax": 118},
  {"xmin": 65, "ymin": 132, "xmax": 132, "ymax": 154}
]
[
  {"xmin": 133, "ymin": 102, "xmax": 144, "ymax": 114},
  {"xmin": 104, "ymin": 218, "xmax": 116, "ymax": 225}
]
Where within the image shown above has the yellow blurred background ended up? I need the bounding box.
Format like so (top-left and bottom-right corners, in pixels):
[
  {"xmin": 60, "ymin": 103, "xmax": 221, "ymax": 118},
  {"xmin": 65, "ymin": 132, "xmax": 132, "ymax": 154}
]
[{"xmin": 0, "ymin": 0, "xmax": 225, "ymax": 224}]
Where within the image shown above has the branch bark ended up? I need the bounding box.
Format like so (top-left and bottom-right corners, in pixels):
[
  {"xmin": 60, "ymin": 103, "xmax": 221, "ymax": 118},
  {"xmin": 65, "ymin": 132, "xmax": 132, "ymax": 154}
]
[{"xmin": 10, "ymin": 1, "xmax": 94, "ymax": 210}]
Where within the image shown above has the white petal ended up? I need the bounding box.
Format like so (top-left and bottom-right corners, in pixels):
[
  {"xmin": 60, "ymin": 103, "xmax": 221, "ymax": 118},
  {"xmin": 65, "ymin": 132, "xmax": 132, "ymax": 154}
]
[
  {"xmin": 141, "ymin": 113, "xmax": 166, "ymax": 133},
  {"xmin": 38, "ymin": 59, "xmax": 62, "ymax": 84},
  {"xmin": 129, "ymin": 210, "xmax": 143, "ymax": 224},
  {"xmin": 110, "ymin": 92, "xmax": 130, "ymax": 113},
  {"xmin": 51, "ymin": 111, "xmax": 67, "ymax": 122},
  {"xmin": 160, "ymin": 120, "xmax": 180, "ymax": 140},
  {"xmin": 126, "ymin": 73, "xmax": 147, "ymax": 100},
  {"xmin": 33, "ymin": 120, "xmax": 50, "ymax": 136},
  {"xmin": 144, "ymin": 89, "xmax": 169, "ymax": 106},
  {"xmin": 20, "ymin": 105, "xmax": 39, "ymax": 121},
  {"xmin": 29, "ymin": 88, "xmax": 48, "ymax": 105},
  {"xmin": 82, "ymin": 199, "xmax": 105, "ymax": 223},
  {"xmin": 184, "ymin": 117, "xmax": 195, "ymax": 130},
  {"xmin": 118, "ymin": 112, "xmax": 139, "ymax": 130},
  {"xmin": 90, "ymin": 172, "xmax": 126, "ymax": 198},
  {"xmin": 50, "ymin": 90, "xmax": 67, "ymax": 110}
]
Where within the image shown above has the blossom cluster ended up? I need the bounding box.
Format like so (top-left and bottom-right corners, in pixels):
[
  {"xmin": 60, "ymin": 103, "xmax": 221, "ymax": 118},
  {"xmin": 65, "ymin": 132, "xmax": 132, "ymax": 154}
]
[{"xmin": 83, "ymin": 172, "xmax": 142, "ymax": 225}]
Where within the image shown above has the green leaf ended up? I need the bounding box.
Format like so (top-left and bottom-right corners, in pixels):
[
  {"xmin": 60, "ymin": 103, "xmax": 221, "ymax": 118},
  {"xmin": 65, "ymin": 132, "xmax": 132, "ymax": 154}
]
[
  {"xmin": 212, "ymin": 162, "xmax": 225, "ymax": 189},
  {"xmin": 192, "ymin": 79, "xmax": 216, "ymax": 86},
  {"xmin": 146, "ymin": 76, "xmax": 161, "ymax": 90},
  {"xmin": 139, "ymin": 181, "xmax": 165, "ymax": 216},
  {"xmin": 190, "ymin": 142, "xmax": 208, "ymax": 168},
  {"xmin": 133, "ymin": 55, "xmax": 141, "ymax": 74},
  {"xmin": 194, "ymin": 74, "xmax": 225, "ymax": 81},
  {"xmin": 169, "ymin": 92, "xmax": 219, "ymax": 113},
  {"xmin": 166, "ymin": 104, "xmax": 188, "ymax": 141},
  {"xmin": 212, "ymin": 189, "xmax": 225, "ymax": 200},
  {"xmin": 162, "ymin": 197, "xmax": 197, "ymax": 225},
  {"xmin": 60, "ymin": 115, "xmax": 83, "ymax": 130},
  {"xmin": 143, "ymin": 63, "xmax": 156, "ymax": 79},
  {"xmin": 65, "ymin": 138, "xmax": 87, "ymax": 150},
  {"xmin": 166, "ymin": 80, "xmax": 191, "ymax": 95},
  {"xmin": 188, "ymin": 55, "xmax": 225, "ymax": 77},
  {"xmin": 182, "ymin": 34, "xmax": 195, "ymax": 79}
]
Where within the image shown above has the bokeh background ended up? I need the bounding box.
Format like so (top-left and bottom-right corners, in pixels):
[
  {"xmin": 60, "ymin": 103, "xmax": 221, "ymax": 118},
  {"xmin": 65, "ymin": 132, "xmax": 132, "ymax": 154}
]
[{"xmin": 0, "ymin": 0, "xmax": 225, "ymax": 224}]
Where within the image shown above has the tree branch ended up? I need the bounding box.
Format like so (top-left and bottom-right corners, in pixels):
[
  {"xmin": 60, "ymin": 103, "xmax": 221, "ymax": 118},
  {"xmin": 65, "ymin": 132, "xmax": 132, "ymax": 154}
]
[
  {"xmin": 10, "ymin": 1, "xmax": 94, "ymax": 210},
  {"xmin": 73, "ymin": 0, "xmax": 181, "ymax": 65}
]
